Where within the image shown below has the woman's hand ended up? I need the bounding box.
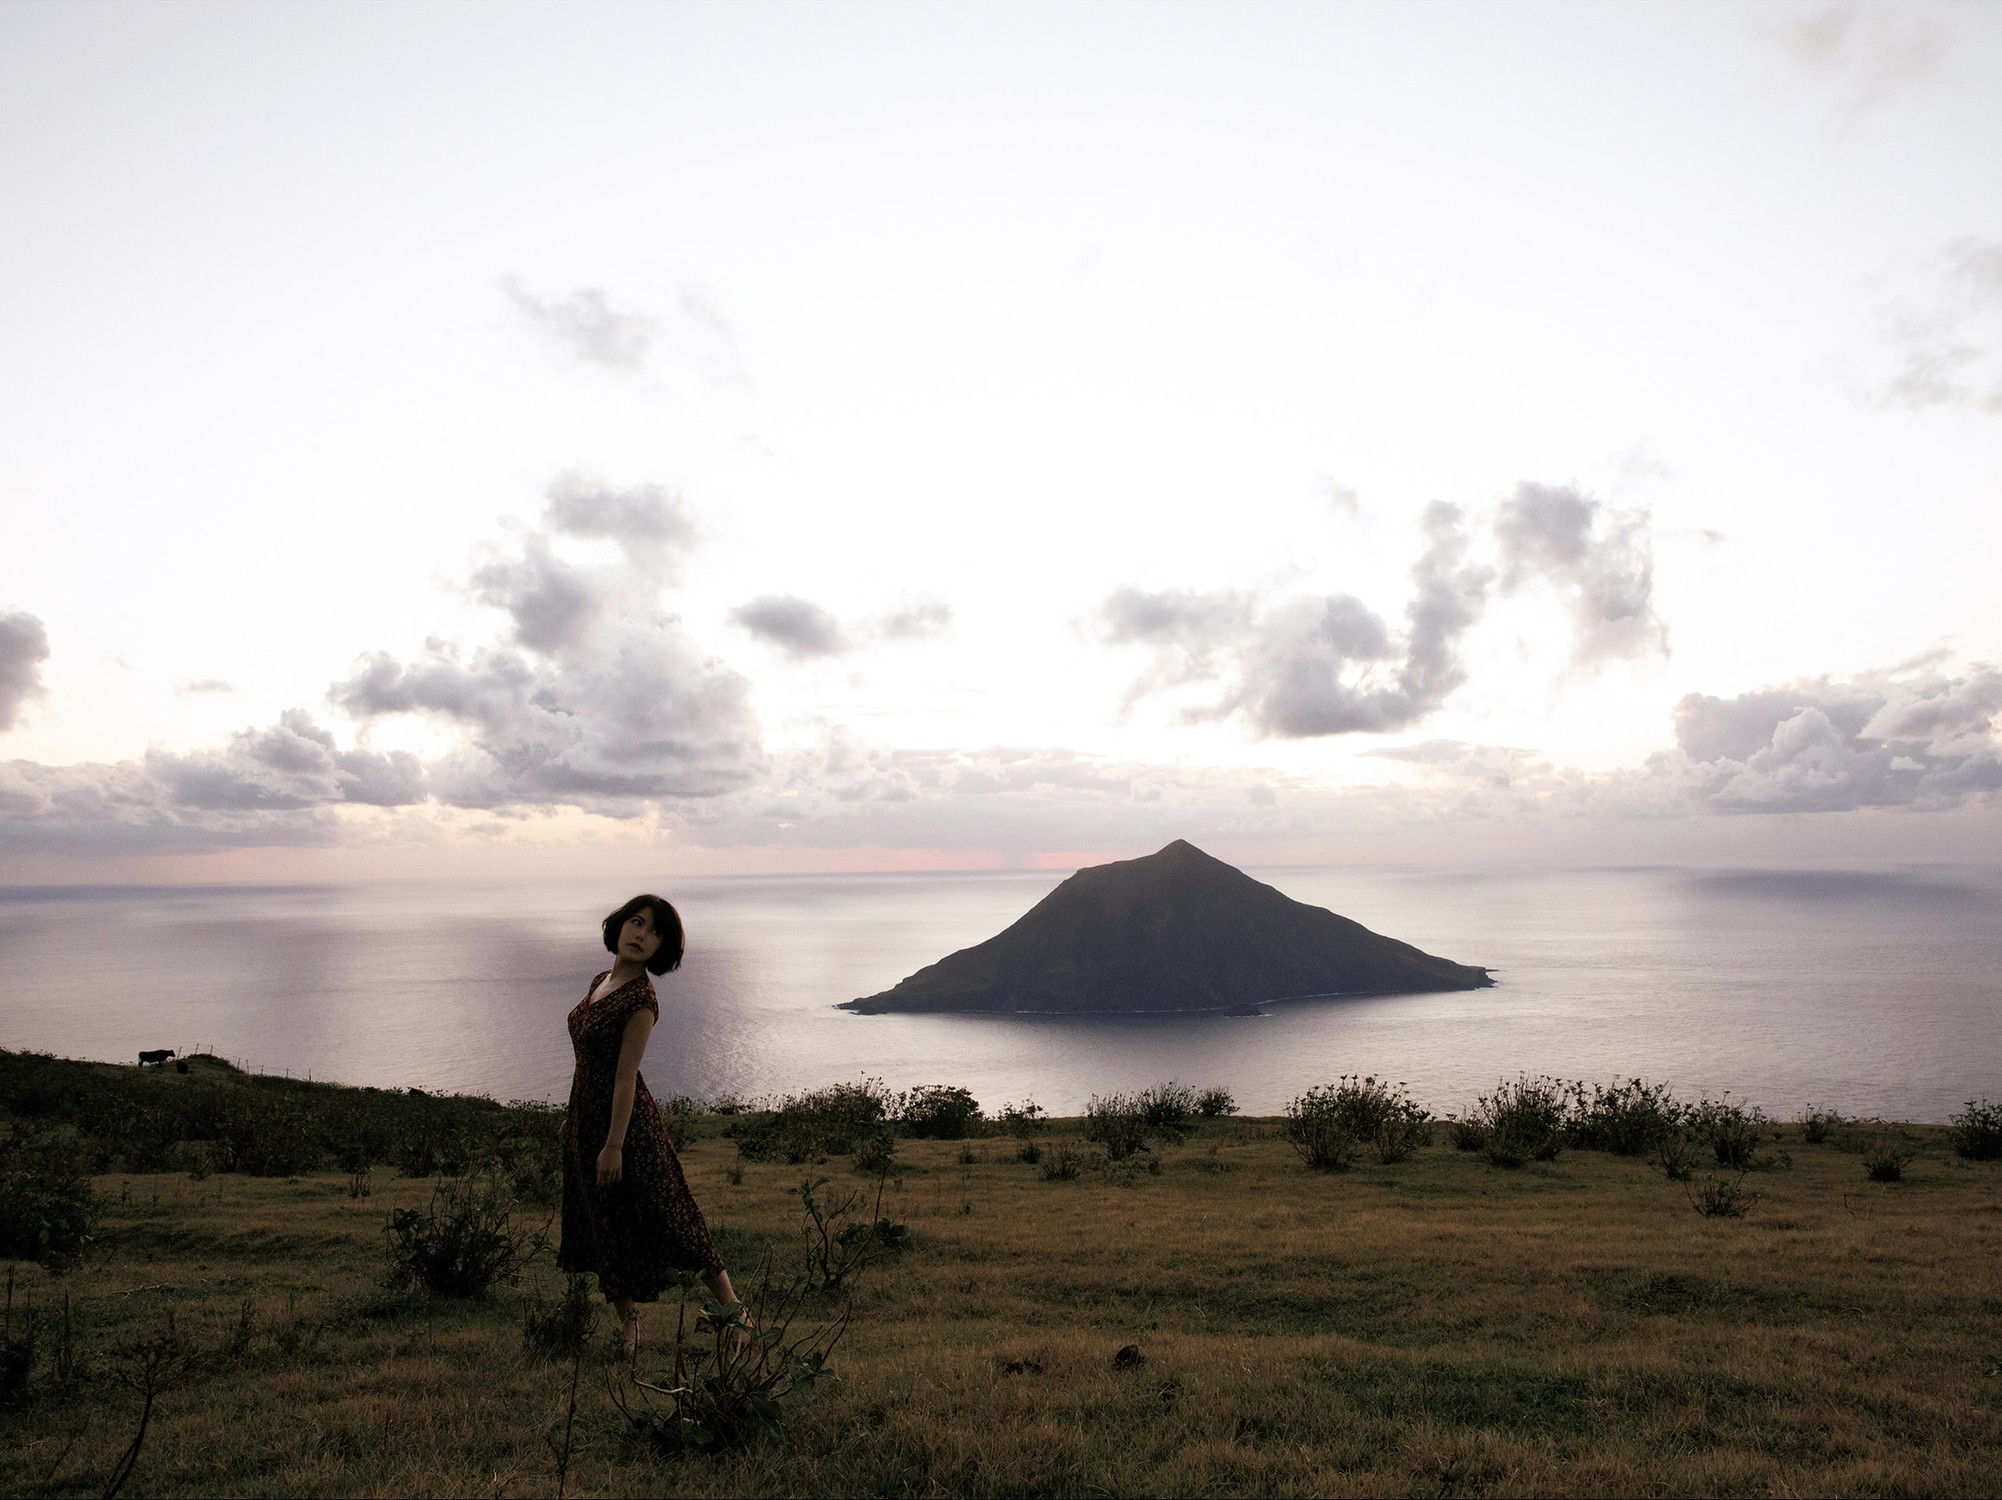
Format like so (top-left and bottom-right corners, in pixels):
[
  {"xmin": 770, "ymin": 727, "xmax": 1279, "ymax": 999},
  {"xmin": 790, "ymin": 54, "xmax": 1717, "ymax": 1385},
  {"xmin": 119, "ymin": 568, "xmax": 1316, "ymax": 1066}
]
[{"xmin": 596, "ymin": 1143, "xmax": 624, "ymax": 1187}]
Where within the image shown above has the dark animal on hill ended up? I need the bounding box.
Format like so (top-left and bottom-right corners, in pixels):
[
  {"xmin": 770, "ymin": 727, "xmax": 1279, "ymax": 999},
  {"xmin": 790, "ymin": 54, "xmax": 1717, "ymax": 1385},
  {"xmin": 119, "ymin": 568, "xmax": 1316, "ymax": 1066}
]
[
  {"xmin": 175, "ymin": 1060, "xmax": 189, "ymax": 1074},
  {"xmin": 138, "ymin": 1048, "xmax": 176, "ymax": 1066}
]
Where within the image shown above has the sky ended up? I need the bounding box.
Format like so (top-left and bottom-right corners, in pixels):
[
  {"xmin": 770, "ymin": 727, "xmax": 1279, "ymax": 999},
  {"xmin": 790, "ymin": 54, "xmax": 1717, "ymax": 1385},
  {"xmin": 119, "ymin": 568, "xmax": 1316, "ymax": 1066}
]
[{"xmin": 2, "ymin": 0, "xmax": 2000, "ymax": 883}]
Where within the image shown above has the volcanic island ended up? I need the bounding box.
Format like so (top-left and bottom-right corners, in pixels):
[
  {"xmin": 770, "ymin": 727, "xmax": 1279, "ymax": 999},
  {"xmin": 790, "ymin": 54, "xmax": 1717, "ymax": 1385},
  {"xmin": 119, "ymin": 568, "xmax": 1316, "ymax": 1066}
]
[{"xmin": 840, "ymin": 839, "xmax": 1494, "ymax": 1015}]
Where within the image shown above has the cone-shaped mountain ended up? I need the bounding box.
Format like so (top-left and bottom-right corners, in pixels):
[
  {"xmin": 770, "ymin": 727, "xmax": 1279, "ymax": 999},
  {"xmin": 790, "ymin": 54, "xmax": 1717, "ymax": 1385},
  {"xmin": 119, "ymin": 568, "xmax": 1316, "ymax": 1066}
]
[{"xmin": 841, "ymin": 839, "xmax": 1493, "ymax": 1014}]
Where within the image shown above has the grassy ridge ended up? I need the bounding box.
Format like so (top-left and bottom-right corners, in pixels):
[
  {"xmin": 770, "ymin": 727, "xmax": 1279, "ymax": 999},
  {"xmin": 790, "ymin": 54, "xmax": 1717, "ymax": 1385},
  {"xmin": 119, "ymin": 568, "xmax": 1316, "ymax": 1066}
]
[{"xmin": 3, "ymin": 1055, "xmax": 2001, "ymax": 1496}]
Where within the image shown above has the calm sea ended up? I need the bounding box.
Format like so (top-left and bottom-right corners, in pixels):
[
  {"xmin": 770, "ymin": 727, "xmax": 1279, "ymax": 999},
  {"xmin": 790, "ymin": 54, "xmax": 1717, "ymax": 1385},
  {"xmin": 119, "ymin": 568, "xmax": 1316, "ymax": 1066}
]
[{"xmin": 1, "ymin": 864, "xmax": 1997, "ymax": 1122}]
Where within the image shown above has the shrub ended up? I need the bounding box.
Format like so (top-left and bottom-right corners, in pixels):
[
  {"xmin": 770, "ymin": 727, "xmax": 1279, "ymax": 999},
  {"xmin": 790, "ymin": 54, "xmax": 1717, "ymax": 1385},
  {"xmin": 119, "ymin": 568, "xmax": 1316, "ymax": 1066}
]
[
  {"xmin": 790, "ymin": 1175, "xmax": 904, "ymax": 1292},
  {"xmin": 1796, "ymin": 1105, "xmax": 1846, "ymax": 1145},
  {"xmin": 1449, "ymin": 1118, "xmax": 1485, "ymax": 1152},
  {"xmin": 1016, "ymin": 1139, "xmax": 1043, "ymax": 1165},
  {"xmin": 1466, "ymin": 1076, "xmax": 1568, "ymax": 1168},
  {"xmin": 1083, "ymin": 1095, "xmax": 1149, "ymax": 1161},
  {"xmin": 1654, "ymin": 1127, "xmax": 1700, "ymax": 1181},
  {"xmin": 662, "ymin": 1096, "xmax": 701, "ymax": 1151},
  {"xmin": 896, "ymin": 1084, "xmax": 983, "ymax": 1140},
  {"xmin": 1949, "ymin": 1099, "xmax": 2002, "ymax": 1161},
  {"xmin": 167, "ymin": 1141, "xmax": 214, "ymax": 1182},
  {"xmin": 997, "ymin": 1101, "xmax": 1047, "ymax": 1138},
  {"xmin": 493, "ymin": 1123, "xmax": 561, "ymax": 1207},
  {"xmin": 1284, "ymin": 1086, "xmax": 1356, "ymax": 1172},
  {"xmin": 1284, "ymin": 1076, "xmax": 1430, "ymax": 1170},
  {"xmin": 1863, "ymin": 1131, "xmax": 1918, "ymax": 1182},
  {"xmin": 1689, "ymin": 1172, "xmax": 1758, "ymax": 1218},
  {"xmin": 1566, "ymin": 1079, "xmax": 1685, "ymax": 1155},
  {"xmin": 219, "ymin": 1093, "xmax": 325, "ymax": 1177},
  {"xmin": 1689, "ymin": 1097, "xmax": 1775, "ymax": 1170},
  {"xmin": 383, "ymin": 1170, "xmax": 547, "ymax": 1297},
  {"xmin": 1194, "ymin": 1087, "xmax": 1238, "ymax": 1119},
  {"xmin": 1355, "ymin": 1078, "xmax": 1432, "ymax": 1164},
  {"xmin": 612, "ymin": 1262, "xmax": 846, "ymax": 1453},
  {"xmin": 1039, "ymin": 1142, "xmax": 1084, "ymax": 1181},
  {"xmin": 0, "ymin": 1126, "xmax": 100, "ymax": 1270},
  {"xmin": 523, "ymin": 1273, "xmax": 600, "ymax": 1360},
  {"xmin": 394, "ymin": 1124, "xmax": 481, "ymax": 1179},
  {"xmin": 851, "ymin": 1126, "xmax": 897, "ymax": 1175},
  {"xmin": 2, "ymin": 1273, "xmax": 35, "ymax": 1405},
  {"xmin": 1134, "ymin": 1082, "xmax": 1199, "ymax": 1140},
  {"xmin": 733, "ymin": 1080, "xmax": 895, "ymax": 1164}
]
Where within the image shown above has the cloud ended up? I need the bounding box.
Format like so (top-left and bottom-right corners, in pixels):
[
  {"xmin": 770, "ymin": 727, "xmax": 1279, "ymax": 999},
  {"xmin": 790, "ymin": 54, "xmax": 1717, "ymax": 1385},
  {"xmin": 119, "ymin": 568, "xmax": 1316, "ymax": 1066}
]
[
  {"xmin": 1102, "ymin": 484, "xmax": 1670, "ymax": 736},
  {"xmin": 1764, "ymin": 2, "xmax": 1948, "ymax": 118},
  {"xmin": 1494, "ymin": 482, "xmax": 1668, "ymax": 668},
  {"xmin": 333, "ymin": 483, "xmax": 762, "ymax": 807},
  {"xmin": 1387, "ymin": 663, "xmax": 2002, "ymax": 819},
  {"xmin": 543, "ymin": 471, "xmax": 699, "ymax": 572},
  {"xmin": 1098, "ymin": 586, "xmax": 1260, "ymax": 711},
  {"xmin": 874, "ymin": 600, "xmax": 953, "ymax": 642},
  {"xmin": 0, "ymin": 757, "xmax": 344, "ymax": 855},
  {"xmin": 667, "ymin": 733, "xmax": 1349, "ymax": 854},
  {"xmin": 0, "ymin": 472, "xmax": 763, "ymax": 852},
  {"xmin": 149, "ymin": 708, "xmax": 428, "ymax": 811},
  {"xmin": 729, "ymin": 594, "xmax": 955, "ymax": 659},
  {"xmin": 1364, "ymin": 739, "xmax": 1540, "ymax": 790},
  {"xmin": 173, "ymin": 679, "xmax": 235, "ymax": 697},
  {"xmin": 1864, "ymin": 238, "xmax": 2002, "ymax": 414},
  {"xmin": 1672, "ymin": 666, "xmax": 2002, "ymax": 813},
  {"xmin": 0, "ymin": 610, "xmax": 51, "ymax": 732},
  {"xmin": 499, "ymin": 276, "xmax": 662, "ymax": 373},
  {"xmin": 0, "ymin": 707, "xmax": 423, "ymax": 855},
  {"xmin": 729, "ymin": 595, "xmax": 849, "ymax": 660},
  {"xmin": 500, "ymin": 276, "xmax": 745, "ymax": 385},
  {"xmin": 1100, "ymin": 502, "xmax": 1493, "ymax": 736},
  {"xmin": 465, "ymin": 476, "xmax": 699, "ymax": 656},
  {"xmin": 1319, "ymin": 478, "xmax": 1362, "ymax": 519}
]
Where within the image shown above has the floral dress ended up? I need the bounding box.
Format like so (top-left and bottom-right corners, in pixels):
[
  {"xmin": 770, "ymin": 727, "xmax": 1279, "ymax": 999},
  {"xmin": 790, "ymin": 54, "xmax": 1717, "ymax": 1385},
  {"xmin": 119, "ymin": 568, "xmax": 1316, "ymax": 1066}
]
[{"xmin": 557, "ymin": 971, "xmax": 724, "ymax": 1300}]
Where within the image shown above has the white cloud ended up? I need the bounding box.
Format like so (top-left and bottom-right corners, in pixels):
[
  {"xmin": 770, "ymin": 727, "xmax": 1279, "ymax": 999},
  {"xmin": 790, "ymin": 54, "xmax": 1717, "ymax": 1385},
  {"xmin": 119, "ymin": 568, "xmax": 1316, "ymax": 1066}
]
[
  {"xmin": 1764, "ymin": 2, "xmax": 1949, "ymax": 119},
  {"xmin": 499, "ymin": 277, "xmax": 663, "ymax": 374},
  {"xmin": 0, "ymin": 611, "xmax": 51, "ymax": 733}
]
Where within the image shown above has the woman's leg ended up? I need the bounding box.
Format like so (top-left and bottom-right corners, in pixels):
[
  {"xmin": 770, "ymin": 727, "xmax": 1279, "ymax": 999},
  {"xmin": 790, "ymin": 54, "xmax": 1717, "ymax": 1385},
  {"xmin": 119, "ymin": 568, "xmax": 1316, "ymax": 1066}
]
[{"xmin": 609, "ymin": 1292, "xmax": 638, "ymax": 1361}]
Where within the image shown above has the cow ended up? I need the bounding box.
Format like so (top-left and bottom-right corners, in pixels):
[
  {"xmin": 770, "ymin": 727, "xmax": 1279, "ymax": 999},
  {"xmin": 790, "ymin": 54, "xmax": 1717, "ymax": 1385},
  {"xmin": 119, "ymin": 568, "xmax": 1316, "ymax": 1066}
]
[
  {"xmin": 138, "ymin": 1048, "xmax": 176, "ymax": 1066},
  {"xmin": 174, "ymin": 1060, "xmax": 190, "ymax": 1074}
]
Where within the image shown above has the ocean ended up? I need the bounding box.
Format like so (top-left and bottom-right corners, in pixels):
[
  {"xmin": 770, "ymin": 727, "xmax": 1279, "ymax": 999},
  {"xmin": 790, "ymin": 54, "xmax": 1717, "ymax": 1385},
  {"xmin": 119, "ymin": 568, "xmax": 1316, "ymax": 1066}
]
[{"xmin": 1, "ymin": 863, "xmax": 1997, "ymax": 1122}]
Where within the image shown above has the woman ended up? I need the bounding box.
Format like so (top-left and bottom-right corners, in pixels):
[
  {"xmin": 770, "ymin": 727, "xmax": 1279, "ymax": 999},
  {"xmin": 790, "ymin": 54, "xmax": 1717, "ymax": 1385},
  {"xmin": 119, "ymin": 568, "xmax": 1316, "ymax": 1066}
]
[{"xmin": 558, "ymin": 892, "xmax": 740, "ymax": 1361}]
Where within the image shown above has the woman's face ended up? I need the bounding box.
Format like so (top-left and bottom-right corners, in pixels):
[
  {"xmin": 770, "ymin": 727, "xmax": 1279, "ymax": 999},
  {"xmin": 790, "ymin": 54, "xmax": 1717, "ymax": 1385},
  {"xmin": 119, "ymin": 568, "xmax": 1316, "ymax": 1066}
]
[{"xmin": 618, "ymin": 909, "xmax": 664, "ymax": 966}]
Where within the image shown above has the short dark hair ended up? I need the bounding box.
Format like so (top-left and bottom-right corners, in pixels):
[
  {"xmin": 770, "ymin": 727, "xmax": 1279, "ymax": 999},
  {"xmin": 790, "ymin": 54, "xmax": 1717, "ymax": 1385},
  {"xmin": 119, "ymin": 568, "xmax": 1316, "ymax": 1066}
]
[{"xmin": 601, "ymin": 893, "xmax": 685, "ymax": 975}]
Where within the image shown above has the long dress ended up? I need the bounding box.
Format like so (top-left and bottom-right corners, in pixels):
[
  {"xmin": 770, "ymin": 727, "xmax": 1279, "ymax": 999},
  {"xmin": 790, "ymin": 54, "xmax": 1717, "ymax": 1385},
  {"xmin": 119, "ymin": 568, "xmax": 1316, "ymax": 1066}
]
[{"xmin": 557, "ymin": 970, "xmax": 724, "ymax": 1300}]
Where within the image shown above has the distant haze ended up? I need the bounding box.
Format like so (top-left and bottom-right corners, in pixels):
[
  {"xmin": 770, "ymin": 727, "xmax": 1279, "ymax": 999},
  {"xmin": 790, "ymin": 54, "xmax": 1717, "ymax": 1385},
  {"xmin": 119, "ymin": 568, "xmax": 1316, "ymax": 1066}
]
[{"xmin": 3, "ymin": 0, "xmax": 2000, "ymax": 882}]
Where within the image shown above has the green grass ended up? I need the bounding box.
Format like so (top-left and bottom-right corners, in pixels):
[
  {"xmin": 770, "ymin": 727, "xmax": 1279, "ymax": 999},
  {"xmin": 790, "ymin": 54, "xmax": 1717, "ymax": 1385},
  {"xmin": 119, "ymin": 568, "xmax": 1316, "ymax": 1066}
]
[{"xmin": 3, "ymin": 1059, "xmax": 2001, "ymax": 1496}]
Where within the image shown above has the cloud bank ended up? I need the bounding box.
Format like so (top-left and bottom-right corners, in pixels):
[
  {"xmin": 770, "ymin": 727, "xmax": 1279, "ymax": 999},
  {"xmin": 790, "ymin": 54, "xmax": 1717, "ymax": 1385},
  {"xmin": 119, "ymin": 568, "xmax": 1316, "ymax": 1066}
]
[
  {"xmin": 2, "ymin": 471, "xmax": 1993, "ymax": 864},
  {"xmin": 1378, "ymin": 663, "xmax": 2002, "ymax": 821}
]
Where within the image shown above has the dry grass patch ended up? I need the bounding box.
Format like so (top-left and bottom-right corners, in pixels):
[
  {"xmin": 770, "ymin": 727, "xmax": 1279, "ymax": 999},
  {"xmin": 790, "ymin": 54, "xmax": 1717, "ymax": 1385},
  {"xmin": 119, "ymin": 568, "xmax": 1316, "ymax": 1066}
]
[{"xmin": 2, "ymin": 1111, "xmax": 2000, "ymax": 1496}]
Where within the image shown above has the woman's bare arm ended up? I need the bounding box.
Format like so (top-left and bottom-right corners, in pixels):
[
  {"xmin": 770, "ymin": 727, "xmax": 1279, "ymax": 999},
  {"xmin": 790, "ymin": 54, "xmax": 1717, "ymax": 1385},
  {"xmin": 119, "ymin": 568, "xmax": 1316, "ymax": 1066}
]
[{"xmin": 596, "ymin": 1008, "xmax": 656, "ymax": 1185}]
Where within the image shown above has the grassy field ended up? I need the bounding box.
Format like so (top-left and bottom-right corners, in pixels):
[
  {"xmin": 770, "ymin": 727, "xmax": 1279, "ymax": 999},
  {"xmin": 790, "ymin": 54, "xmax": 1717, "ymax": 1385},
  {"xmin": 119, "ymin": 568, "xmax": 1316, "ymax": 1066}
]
[{"xmin": 3, "ymin": 1065, "xmax": 2001, "ymax": 1497}]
